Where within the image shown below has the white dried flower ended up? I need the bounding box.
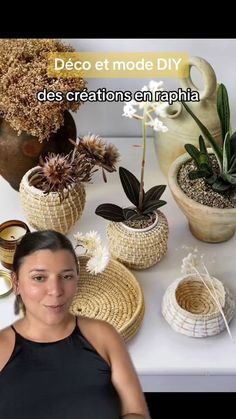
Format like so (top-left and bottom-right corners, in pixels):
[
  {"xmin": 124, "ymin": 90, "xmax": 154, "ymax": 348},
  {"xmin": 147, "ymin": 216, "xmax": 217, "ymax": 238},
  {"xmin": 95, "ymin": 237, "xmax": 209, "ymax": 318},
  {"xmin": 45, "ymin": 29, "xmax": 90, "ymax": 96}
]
[
  {"xmin": 86, "ymin": 246, "xmax": 110, "ymax": 274},
  {"xmin": 83, "ymin": 231, "xmax": 101, "ymax": 253},
  {"xmin": 181, "ymin": 252, "xmax": 199, "ymax": 275},
  {"xmin": 74, "ymin": 231, "xmax": 110, "ymax": 275},
  {"xmin": 180, "ymin": 251, "xmax": 234, "ymax": 341}
]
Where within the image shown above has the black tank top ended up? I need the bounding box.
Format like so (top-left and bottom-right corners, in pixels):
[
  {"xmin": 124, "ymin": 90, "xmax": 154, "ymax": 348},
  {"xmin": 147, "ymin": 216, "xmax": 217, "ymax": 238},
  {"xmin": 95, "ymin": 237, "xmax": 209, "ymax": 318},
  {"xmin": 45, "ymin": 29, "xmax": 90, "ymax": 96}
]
[{"xmin": 0, "ymin": 319, "xmax": 121, "ymax": 419}]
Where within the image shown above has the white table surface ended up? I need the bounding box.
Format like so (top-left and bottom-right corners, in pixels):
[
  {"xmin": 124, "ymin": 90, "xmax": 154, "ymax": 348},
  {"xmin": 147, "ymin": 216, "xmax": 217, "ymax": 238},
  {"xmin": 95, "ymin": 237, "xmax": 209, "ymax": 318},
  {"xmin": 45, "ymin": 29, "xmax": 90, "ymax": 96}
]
[{"xmin": 1, "ymin": 137, "xmax": 236, "ymax": 392}]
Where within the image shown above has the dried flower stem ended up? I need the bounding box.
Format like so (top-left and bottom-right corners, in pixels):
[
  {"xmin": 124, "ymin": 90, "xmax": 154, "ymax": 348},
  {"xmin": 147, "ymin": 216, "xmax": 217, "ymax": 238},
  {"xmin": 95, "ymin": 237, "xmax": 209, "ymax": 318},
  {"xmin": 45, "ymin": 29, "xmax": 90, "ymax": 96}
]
[{"xmin": 191, "ymin": 266, "xmax": 233, "ymax": 341}]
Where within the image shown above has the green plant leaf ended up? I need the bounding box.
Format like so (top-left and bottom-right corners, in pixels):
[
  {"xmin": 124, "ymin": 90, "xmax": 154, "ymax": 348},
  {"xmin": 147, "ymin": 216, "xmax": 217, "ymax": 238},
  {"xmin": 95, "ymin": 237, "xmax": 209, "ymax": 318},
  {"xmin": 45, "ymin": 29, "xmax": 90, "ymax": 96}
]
[
  {"xmin": 206, "ymin": 173, "xmax": 217, "ymax": 185},
  {"xmin": 119, "ymin": 167, "xmax": 140, "ymax": 207},
  {"xmin": 222, "ymin": 173, "xmax": 236, "ymax": 185},
  {"xmin": 212, "ymin": 178, "xmax": 231, "ymax": 192},
  {"xmin": 142, "ymin": 199, "xmax": 166, "ymax": 214},
  {"xmin": 126, "ymin": 213, "xmax": 150, "ymax": 221},
  {"xmin": 122, "ymin": 208, "xmax": 138, "ymax": 220},
  {"xmin": 144, "ymin": 185, "xmax": 166, "ymax": 204},
  {"xmin": 95, "ymin": 203, "xmax": 125, "ymax": 221},
  {"xmin": 198, "ymin": 153, "xmax": 211, "ymax": 167},
  {"xmin": 184, "ymin": 143, "xmax": 200, "ymax": 162},
  {"xmin": 182, "ymin": 101, "xmax": 223, "ymax": 165},
  {"xmin": 229, "ymin": 153, "xmax": 236, "ymax": 173},
  {"xmin": 199, "ymin": 135, "xmax": 208, "ymax": 155},
  {"xmin": 223, "ymin": 131, "xmax": 231, "ymax": 173},
  {"xmin": 189, "ymin": 170, "xmax": 206, "ymax": 180},
  {"xmin": 217, "ymin": 83, "xmax": 230, "ymax": 140},
  {"xmin": 229, "ymin": 132, "xmax": 236, "ymax": 157}
]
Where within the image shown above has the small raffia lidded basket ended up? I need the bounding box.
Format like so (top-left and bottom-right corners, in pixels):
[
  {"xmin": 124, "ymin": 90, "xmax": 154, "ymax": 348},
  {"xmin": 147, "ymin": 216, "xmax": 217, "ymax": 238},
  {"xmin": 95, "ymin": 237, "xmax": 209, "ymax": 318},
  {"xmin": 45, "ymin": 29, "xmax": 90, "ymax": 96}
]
[
  {"xmin": 162, "ymin": 274, "xmax": 235, "ymax": 338},
  {"xmin": 20, "ymin": 167, "xmax": 86, "ymax": 234},
  {"xmin": 106, "ymin": 210, "xmax": 168, "ymax": 270},
  {"xmin": 69, "ymin": 256, "xmax": 145, "ymax": 342}
]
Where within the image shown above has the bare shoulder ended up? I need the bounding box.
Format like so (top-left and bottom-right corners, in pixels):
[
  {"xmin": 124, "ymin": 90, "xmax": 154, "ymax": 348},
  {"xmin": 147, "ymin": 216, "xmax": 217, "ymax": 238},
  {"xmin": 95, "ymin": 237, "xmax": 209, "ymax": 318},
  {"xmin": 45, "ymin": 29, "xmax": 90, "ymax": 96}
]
[
  {"xmin": 0, "ymin": 326, "xmax": 13, "ymax": 342},
  {"xmin": 77, "ymin": 317, "xmax": 123, "ymax": 364},
  {"xmin": 0, "ymin": 326, "xmax": 15, "ymax": 371},
  {"xmin": 78, "ymin": 316, "xmax": 121, "ymax": 343}
]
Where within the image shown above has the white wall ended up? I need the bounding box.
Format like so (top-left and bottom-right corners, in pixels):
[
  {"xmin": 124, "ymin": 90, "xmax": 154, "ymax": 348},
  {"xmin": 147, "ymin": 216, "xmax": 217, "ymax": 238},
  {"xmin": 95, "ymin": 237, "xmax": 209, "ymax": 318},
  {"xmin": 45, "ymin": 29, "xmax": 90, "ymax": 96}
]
[{"xmin": 62, "ymin": 39, "xmax": 236, "ymax": 137}]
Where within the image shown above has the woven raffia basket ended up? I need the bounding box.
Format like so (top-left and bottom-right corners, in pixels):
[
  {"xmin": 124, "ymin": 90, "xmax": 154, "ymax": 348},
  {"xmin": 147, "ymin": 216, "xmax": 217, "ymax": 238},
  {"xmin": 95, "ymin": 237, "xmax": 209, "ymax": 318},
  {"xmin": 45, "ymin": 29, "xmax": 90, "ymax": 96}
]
[
  {"xmin": 69, "ymin": 256, "xmax": 145, "ymax": 342},
  {"xmin": 106, "ymin": 210, "xmax": 169, "ymax": 270},
  {"xmin": 19, "ymin": 167, "xmax": 86, "ymax": 234},
  {"xmin": 162, "ymin": 274, "xmax": 235, "ymax": 338}
]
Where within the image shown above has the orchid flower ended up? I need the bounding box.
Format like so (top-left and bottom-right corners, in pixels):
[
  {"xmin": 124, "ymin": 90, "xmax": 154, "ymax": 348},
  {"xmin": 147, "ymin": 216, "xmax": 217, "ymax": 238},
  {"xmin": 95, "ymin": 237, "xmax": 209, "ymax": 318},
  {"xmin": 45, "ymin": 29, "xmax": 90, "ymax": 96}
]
[{"xmin": 123, "ymin": 80, "xmax": 168, "ymax": 208}]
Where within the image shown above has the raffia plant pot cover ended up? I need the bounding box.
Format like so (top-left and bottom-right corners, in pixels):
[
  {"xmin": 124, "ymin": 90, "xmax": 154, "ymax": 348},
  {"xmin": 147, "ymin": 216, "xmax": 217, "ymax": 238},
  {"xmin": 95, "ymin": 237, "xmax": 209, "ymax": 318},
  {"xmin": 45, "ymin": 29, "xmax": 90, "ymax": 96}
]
[
  {"xmin": 19, "ymin": 166, "xmax": 86, "ymax": 234},
  {"xmin": 106, "ymin": 210, "xmax": 169, "ymax": 270},
  {"xmin": 162, "ymin": 274, "xmax": 235, "ymax": 338},
  {"xmin": 69, "ymin": 256, "xmax": 145, "ymax": 342}
]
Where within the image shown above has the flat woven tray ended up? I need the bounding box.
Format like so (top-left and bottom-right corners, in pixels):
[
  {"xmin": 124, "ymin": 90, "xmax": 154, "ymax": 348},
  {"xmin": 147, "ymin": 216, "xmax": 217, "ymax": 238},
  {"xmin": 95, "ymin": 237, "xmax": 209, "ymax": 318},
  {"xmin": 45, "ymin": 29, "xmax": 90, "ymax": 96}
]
[{"xmin": 70, "ymin": 256, "xmax": 145, "ymax": 342}]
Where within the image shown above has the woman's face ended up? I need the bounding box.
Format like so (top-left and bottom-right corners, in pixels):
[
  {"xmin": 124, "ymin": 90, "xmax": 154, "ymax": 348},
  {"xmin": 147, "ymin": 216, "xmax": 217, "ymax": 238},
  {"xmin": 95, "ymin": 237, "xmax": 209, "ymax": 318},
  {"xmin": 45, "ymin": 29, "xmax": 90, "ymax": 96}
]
[{"xmin": 14, "ymin": 249, "xmax": 78, "ymax": 325}]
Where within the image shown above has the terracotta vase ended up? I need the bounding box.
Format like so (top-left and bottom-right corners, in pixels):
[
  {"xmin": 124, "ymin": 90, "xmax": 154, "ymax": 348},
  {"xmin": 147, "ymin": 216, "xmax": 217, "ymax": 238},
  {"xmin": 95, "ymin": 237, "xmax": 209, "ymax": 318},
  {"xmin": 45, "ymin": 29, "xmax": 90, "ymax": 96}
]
[
  {"xmin": 168, "ymin": 153, "xmax": 236, "ymax": 243},
  {"xmin": 153, "ymin": 56, "xmax": 223, "ymax": 176},
  {"xmin": 0, "ymin": 111, "xmax": 76, "ymax": 191}
]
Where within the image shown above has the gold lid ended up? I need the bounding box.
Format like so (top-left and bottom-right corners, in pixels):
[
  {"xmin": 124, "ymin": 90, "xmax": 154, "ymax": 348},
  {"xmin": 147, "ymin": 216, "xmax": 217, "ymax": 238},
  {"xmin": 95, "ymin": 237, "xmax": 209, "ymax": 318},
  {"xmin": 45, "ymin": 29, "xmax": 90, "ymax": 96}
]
[{"xmin": 0, "ymin": 270, "xmax": 13, "ymax": 298}]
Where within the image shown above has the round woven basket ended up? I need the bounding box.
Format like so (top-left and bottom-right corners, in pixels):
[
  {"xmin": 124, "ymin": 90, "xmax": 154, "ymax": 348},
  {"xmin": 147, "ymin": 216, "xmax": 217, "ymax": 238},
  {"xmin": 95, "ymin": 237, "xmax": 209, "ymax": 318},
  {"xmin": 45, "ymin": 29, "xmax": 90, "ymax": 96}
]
[
  {"xmin": 162, "ymin": 274, "xmax": 235, "ymax": 338},
  {"xmin": 19, "ymin": 167, "xmax": 86, "ymax": 234},
  {"xmin": 69, "ymin": 256, "xmax": 145, "ymax": 342},
  {"xmin": 106, "ymin": 210, "xmax": 169, "ymax": 270}
]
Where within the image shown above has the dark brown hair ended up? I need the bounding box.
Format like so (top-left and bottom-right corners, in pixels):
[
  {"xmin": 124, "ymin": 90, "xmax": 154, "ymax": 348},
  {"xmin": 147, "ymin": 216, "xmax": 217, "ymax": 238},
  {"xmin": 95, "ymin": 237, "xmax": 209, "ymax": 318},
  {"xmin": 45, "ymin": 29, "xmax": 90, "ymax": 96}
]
[{"xmin": 13, "ymin": 230, "xmax": 79, "ymax": 275}]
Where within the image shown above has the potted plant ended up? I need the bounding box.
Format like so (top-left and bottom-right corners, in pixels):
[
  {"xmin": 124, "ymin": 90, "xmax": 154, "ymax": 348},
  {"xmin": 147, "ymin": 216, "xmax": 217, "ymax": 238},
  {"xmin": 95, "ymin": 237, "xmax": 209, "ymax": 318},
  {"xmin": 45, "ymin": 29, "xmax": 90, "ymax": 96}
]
[
  {"xmin": 168, "ymin": 83, "xmax": 236, "ymax": 242},
  {"xmin": 153, "ymin": 57, "xmax": 222, "ymax": 176},
  {"xmin": 0, "ymin": 39, "xmax": 86, "ymax": 190},
  {"xmin": 19, "ymin": 134, "xmax": 119, "ymax": 234},
  {"xmin": 95, "ymin": 81, "xmax": 169, "ymax": 270}
]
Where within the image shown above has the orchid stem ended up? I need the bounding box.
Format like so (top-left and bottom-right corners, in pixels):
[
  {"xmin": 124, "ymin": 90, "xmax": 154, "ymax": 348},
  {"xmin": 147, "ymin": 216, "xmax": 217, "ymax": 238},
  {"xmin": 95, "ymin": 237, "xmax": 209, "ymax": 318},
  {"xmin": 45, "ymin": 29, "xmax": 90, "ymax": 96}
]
[{"xmin": 139, "ymin": 105, "xmax": 147, "ymax": 210}]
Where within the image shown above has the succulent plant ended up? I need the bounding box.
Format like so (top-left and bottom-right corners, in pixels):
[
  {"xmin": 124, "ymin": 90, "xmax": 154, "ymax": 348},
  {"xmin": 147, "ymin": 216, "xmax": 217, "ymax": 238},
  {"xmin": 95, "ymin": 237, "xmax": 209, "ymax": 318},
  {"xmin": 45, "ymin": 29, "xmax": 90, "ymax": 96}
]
[
  {"xmin": 95, "ymin": 167, "xmax": 166, "ymax": 222},
  {"xmin": 183, "ymin": 83, "xmax": 236, "ymax": 193}
]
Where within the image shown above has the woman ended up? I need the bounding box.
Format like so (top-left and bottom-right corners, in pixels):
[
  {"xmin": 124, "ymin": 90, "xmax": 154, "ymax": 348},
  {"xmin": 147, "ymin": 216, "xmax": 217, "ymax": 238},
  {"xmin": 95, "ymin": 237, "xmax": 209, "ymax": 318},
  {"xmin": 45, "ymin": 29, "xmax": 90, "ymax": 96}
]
[{"xmin": 0, "ymin": 230, "xmax": 150, "ymax": 419}]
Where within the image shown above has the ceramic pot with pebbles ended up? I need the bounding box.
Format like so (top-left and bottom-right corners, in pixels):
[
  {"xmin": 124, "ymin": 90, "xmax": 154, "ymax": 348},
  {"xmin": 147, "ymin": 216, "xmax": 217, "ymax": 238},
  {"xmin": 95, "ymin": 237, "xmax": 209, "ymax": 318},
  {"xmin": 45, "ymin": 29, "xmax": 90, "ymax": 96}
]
[{"xmin": 168, "ymin": 153, "xmax": 236, "ymax": 243}]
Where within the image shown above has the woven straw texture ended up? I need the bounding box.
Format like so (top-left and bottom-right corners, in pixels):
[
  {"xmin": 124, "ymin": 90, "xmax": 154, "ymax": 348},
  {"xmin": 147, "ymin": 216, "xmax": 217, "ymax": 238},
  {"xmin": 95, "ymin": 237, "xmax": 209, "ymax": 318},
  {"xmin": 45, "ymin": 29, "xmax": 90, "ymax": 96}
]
[
  {"xmin": 19, "ymin": 167, "xmax": 86, "ymax": 234},
  {"xmin": 106, "ymin": 210, "xmax": 169, "ymax": 270},
  {"xmin": 69, "ymin": 256, "xmax": 145, "ymax": 342},
  {"xmin": 162, "ymin": 274, "xmax": 235, "ymax": 338}
]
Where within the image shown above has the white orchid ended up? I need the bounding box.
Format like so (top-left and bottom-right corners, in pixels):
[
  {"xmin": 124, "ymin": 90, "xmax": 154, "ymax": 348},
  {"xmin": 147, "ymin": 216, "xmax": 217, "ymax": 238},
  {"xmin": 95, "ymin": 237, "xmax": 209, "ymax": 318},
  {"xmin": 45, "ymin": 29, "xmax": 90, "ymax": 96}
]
[
  {"xmin": 122, "ymin": 80, "xmax": 169, "ymax": 209},
  {"xmin": 74, "ymin": 231, "xmax": 110, "ymax": 274},
  {"xmin": 122, "ymin": 103, "xmax": 137, "ymax": 118},
  {"xmin": 123, "ymin": 80, "xmax": 169, "ymax": 132}
]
